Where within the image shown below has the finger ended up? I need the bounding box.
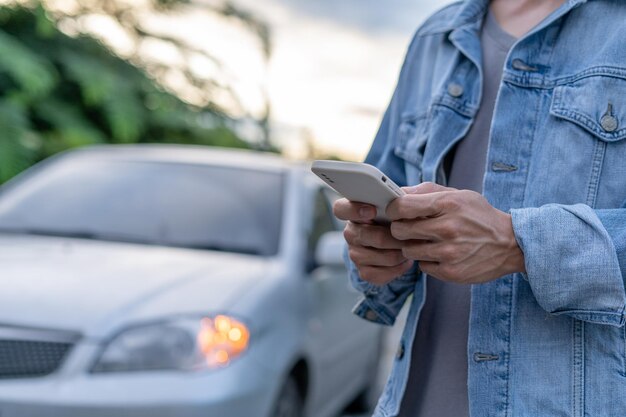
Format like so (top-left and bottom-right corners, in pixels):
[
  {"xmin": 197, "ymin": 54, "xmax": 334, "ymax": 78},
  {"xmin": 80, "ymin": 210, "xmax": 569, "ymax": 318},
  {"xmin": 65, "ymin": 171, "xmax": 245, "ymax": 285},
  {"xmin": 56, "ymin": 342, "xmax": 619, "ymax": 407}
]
[
  {"xmin": 348, "ymin": 246, "xmax": 406, "ymax": 267},
  {"xmin": 344, "ymin": 222, "xmax": 405, "ymax": 250},
  {"xmin": 333, "ymin": 198, "xmax": 376, "ymax": 222},
  {"xmin": 358, "ymin": 260, "xmax": 414, "ymax": 285},
  {"xmin": 386, "ymin": 192, "xmax": 448, "ymax": 222},
  {"xmin": 401, "ymin": 241, "xmax": 453, "ymax": 262},
  {"xmin": 419, "ymin": 261, "xmax": 462, "ymax": 283},
  {"xmin": 390, "ymin": 217, "xmax": 452, "ymax": 241},
  {"xmin": 402, "ymin": 182, "xmax": 456, "ymax": 195},
  {"xmin": 417, "ymin": 261, "xmax": 441, "ymax": 278}
]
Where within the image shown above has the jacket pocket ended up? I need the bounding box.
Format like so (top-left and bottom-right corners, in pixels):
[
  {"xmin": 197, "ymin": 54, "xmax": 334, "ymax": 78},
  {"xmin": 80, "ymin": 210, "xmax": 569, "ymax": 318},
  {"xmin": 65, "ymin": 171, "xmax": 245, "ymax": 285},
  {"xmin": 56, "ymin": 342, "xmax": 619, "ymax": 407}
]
[
  {"xmin": 394, "ymin": 112, "xmax": 428, "ymax": 168},
  {"xmin": 550, "ymin": 72, "xmax": 626, "ymax": 142}
]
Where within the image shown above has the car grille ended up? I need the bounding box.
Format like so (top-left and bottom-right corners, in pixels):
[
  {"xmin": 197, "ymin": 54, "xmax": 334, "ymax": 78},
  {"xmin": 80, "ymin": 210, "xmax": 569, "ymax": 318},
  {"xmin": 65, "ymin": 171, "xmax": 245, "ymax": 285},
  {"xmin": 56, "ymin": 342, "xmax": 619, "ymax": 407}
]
[{"xmin": 0, "ymin": 327, "xmax": 79, "ymax": 379}]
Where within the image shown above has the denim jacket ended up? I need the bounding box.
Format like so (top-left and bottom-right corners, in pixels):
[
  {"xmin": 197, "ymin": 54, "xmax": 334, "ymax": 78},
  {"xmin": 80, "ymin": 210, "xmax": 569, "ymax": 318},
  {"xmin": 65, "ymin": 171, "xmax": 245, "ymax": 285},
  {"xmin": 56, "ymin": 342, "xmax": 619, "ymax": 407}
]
[{"xmin": 347, "ymin": 1, "xmax": 626, "ymax": 416}]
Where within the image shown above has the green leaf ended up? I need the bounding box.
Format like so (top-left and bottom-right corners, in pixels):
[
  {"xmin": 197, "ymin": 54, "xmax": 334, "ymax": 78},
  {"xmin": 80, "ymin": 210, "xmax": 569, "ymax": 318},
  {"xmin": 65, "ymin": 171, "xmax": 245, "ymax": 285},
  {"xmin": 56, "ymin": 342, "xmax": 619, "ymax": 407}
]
[
  {"xmin": 102, "ymin": 87, "xmax": 145, "ymax": 143},
  {"xmin": 34, "ymin": 4, "xmax": 55, "ymax": 39},
  {"xmin": 0, "ymin": 100, "xmax": 34, "ymax": 181},
  {"xmin": 33, "ymin": 98, "xmax": 106, "ymax": 146},
  {"xmin": 0, "ymin": 30, "xmax": 57, "ymax": 99},
  {"xmin": 60, "ymin": 50, "xmax": 117, "ymax": 106}
]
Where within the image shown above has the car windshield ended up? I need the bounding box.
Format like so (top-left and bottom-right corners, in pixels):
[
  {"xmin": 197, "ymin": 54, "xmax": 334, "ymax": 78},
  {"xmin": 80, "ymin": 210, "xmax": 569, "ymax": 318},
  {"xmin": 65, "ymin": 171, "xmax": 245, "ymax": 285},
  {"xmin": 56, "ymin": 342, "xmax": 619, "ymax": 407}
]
[{"xmin": 0, "ymin": 157, "xmax": 284, "ymax": 256}]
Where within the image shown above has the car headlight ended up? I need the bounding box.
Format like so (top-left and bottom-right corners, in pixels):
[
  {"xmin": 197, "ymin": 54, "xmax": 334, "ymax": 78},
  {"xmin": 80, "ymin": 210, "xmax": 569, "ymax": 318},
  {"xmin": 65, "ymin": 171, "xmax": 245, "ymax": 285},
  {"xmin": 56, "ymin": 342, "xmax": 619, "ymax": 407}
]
[{"xmin": 91, "ymin": 315, "xmax": 250, "ymax": 373}]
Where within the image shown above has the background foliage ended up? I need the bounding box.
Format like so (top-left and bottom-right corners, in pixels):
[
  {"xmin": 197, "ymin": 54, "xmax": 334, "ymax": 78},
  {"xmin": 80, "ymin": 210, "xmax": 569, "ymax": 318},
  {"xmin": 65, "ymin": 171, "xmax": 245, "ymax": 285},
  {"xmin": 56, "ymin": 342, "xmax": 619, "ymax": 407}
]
[{"xmin": 0, "ymin": 1, "xmax": 272, "ymax": 183}]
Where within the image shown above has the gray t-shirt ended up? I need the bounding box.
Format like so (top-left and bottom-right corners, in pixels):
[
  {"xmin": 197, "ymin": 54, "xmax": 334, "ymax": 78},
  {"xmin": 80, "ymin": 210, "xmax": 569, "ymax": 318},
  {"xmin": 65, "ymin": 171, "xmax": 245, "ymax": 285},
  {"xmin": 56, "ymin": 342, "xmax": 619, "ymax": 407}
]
[{"xmin": 398, "ymin": 11, "xmax": 517, "ymax": 417}]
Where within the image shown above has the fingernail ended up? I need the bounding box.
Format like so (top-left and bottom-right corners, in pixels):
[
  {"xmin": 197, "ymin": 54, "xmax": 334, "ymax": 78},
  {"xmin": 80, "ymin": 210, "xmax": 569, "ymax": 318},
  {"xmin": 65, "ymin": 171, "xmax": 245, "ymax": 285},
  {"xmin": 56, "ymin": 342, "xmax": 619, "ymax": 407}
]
[{"xmin": 359, "ymin": 207, "xmax": 374, "ymax": 219}]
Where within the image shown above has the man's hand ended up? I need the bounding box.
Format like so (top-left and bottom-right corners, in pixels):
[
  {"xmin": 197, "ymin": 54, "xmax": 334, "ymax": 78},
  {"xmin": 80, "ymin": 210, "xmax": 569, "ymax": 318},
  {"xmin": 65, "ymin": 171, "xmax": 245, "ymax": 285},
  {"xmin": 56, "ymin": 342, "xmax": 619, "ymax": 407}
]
[
  {"xmin": 386, "ymin": 182, "xmax": 526, "ymax": 284},
  {"xmin": 333, "ymin": 199, "xmax": 414, "ymax": 286}
]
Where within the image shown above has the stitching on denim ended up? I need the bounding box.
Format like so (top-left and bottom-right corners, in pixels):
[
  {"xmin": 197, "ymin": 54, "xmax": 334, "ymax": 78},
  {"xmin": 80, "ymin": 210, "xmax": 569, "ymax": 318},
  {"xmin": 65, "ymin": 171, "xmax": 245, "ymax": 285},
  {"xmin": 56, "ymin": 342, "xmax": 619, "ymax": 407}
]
[
  {"xmin": 395, "ymin": 118, "xmax": 428, "ymax": 166},
  {"xmin": 555, "ymin": 66, "xmax": 626, "ymax": 86},
  {"xmin": 431, "ymin": 96, "xmax": 476, "ymax": 118},
  {"xmin": 520, "ymin": 86, "xmax": 544, "ymax": 210},
  {"xmin": 551, "ymin": 108, "xmax": 626, "ymax": 141},
  {"xmin": 504, "ymin": 66, "xmax": 626, "ymax": 90},
  {"xmin": 554, "ymin": 310, "xmax": 625, "ymax": 324},
  {"xmin": 572, "ymin": 320, "xmax": 585, "ymax": 417},
  {"xmin": 585, "ymin": 140, "xmax": 606, "ymax": 208},
  {"xmin": 504, "ymin": 275, "xmax": 514, "ymax": 417},
  {"xmin": 580, "ymin": 321, "xmax": 586, "ymax": 417}
]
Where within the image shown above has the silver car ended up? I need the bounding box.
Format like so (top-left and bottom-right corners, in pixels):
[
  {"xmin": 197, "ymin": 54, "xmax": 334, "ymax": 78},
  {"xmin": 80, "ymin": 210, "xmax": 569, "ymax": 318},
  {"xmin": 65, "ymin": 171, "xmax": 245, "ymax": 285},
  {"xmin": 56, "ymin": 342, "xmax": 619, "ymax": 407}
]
[{"xmin": 0, "ymin": 145, "xmax": 382, "ymax": 417}]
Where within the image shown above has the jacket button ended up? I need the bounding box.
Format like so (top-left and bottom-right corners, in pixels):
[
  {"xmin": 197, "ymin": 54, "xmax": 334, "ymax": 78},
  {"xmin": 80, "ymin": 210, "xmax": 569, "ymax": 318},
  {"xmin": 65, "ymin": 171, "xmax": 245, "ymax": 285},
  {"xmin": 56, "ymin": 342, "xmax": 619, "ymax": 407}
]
[
  {"xmin": 365, "ymin": 309, "xmax": 378, "ymax": 321},
  {"xmin": 601, "ymin": 114, "xmax": 618, "ymax": 132},
  {"xmin": 511, "ymin": 59, "xmax": 539, "ymax": 72},
  {"xmin": 447, "ymin": 83, "xmax": 464, "ymax": 98},
  {"xmin": 396, "ymin": 342, "xmax": 405, "ymax": 360}
]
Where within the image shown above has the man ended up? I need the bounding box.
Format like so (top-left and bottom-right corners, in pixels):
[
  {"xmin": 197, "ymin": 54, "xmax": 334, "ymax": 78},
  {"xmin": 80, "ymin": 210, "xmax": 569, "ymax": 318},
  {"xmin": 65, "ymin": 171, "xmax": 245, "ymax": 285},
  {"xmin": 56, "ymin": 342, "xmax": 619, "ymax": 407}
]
[{"xmin": 333, "ymin": 0, "xmax": 626, "ymax": 416}]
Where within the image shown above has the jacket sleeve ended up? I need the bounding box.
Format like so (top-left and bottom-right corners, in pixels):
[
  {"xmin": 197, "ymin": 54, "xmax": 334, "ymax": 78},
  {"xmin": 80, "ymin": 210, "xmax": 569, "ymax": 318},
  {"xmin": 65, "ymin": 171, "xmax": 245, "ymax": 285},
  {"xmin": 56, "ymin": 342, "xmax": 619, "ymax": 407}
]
[
  {"xmin": 510, "ymin": 204, "xmax": 626, "ymax": 327},
  {"xmin": 346, "ymin": 35, "xmax": 423, "ymax": 326}
]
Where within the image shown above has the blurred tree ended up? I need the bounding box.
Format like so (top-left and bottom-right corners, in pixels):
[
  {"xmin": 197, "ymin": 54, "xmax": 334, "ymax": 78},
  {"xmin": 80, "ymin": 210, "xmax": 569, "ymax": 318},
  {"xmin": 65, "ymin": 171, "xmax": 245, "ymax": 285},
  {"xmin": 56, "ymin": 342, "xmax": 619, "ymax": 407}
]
[{"xmin": 0, "ymin": 1, "xmax": 273, "ymax": 183}]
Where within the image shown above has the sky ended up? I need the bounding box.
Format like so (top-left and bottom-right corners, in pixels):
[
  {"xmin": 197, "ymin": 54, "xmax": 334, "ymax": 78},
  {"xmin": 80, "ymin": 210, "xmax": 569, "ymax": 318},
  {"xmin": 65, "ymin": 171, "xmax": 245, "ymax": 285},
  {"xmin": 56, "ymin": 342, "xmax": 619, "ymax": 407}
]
[
  {"xmin": 225, "ymin": 0, "xmax": 456, "ymax": 160},
  {"xmin": 33, "ymin": 0, "xmax": 456, "ymax": 161}
]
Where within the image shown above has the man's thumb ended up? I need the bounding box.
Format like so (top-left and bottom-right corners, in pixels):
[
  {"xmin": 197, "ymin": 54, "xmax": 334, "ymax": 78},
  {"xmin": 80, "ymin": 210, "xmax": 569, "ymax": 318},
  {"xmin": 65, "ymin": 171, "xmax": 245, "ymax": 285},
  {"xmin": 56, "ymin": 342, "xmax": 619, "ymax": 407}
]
[{"xmin": 402, "ymin": 182, "xmax": 452, "ymax": 195}]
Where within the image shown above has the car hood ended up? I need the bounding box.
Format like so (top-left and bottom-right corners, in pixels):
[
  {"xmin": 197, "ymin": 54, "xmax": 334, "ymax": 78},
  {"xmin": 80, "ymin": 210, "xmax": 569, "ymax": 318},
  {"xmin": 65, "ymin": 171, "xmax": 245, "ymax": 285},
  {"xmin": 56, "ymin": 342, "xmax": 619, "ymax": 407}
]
[{"xmin": 0, "ymin": 234, "xmax": 275, "ymax": 338}]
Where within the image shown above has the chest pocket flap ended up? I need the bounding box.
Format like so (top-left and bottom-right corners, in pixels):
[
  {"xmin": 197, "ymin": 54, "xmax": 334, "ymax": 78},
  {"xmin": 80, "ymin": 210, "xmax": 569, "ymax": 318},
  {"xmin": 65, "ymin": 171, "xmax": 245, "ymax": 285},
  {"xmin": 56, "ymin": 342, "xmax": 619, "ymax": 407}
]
[
  {"xmin": 394, "ymin": 112, "xmax": 428, "ymax": 166},
  {"xmin": 551, "ymin": 74, "xmax": 626, "ymax": 142}
]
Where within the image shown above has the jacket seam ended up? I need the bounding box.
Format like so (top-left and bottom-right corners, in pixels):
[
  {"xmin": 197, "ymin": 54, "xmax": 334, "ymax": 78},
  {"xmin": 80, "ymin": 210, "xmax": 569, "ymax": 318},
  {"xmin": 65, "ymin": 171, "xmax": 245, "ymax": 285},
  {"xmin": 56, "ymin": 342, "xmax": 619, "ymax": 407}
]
[
  {"xmin": 505, "ymin": 275, "xmax": 514, "ymax": 417},
  {"xmin": 504, "ymin": 66, "xmax": 626, "ymax": 90},
  {"xmin": 415, "ymin": 1, "xmax": 465, "ymax": 37},
  {"xmin": 550, "ymin": 107, "xmax": 626, "ymax": 141},
  {"xmin": 585, "ymin": 140, "xmax": 606, "ymax": 208}
]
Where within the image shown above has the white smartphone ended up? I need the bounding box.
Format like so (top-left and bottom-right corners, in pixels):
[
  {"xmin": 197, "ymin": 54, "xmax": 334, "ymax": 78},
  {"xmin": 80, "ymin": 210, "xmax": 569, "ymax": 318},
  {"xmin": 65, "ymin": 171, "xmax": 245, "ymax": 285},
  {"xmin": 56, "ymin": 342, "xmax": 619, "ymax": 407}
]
[{"xmin": 311, "ymin": 160, "xmax": 405, "ymax": 223}]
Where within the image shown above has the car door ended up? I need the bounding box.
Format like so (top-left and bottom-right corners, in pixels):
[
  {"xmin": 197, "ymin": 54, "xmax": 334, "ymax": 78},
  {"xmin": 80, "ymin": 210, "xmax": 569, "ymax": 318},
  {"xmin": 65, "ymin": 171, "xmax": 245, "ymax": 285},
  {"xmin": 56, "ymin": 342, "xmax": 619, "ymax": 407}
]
[{"xmin": 305, "ymin": 187, "xmax": 380, "ymax": 416}]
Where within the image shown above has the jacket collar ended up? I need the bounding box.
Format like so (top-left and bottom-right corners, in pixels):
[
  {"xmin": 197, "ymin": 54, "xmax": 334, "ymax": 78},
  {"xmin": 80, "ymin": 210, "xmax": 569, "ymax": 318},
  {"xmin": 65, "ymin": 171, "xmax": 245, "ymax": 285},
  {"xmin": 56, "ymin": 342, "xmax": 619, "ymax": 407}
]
[{"xmin": 419, "ymin": 0, "xmax": 591, "ymax": 37}]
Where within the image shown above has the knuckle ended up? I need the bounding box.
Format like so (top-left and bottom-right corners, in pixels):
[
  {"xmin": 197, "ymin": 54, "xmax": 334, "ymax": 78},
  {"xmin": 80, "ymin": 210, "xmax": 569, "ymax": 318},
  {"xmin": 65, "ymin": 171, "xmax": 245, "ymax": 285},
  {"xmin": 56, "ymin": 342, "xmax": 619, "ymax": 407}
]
[
  {"xmin": 369, "ymin": 228, "xmax": 385, "ymax": 248},
  {"xmin": 392, "ymin": 261, "xmax": 409, "ymax": 276},
  {"xmin": 459, "ymin": 189, "xmax": 476, "ymax": 201},
  {"xmin": 438, "ymin": 244, "xmax": 457, "ymax": 261},
  {"xmin": 421, "ymin": 182, "xmax": 438, "ymax": 193},
  {"xmin": 394, "ymin": 198, "xmax": 411, "ymax": 220},
  {"xmin": 439, "ymin": 222, "xmax": 458, "ymax": 240},
  {"xmin": 343, "ymin": 225, "xmax": 356, "ymax": 244},
  {"xmin": 359, "ymin": 268, "xmax": 373, "ymax": 282},
  {"xmin": 390, "ymin": 221, "xmax": 405, "ymax": 240},
  {"xmin": 348, "ymin": 248, "xmax": 361, "ymax": 264},
  {"xmin": 441, "ymin": 194, "xmax": 461, "ymax": 212}
]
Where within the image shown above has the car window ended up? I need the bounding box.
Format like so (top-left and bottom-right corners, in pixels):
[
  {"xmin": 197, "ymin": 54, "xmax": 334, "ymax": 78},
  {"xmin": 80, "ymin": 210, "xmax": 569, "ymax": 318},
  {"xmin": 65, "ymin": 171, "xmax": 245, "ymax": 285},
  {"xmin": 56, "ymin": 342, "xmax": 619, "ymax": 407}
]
[{"xmin": 0, "ymin": 158, "xmax": 284, "ymax": 256}]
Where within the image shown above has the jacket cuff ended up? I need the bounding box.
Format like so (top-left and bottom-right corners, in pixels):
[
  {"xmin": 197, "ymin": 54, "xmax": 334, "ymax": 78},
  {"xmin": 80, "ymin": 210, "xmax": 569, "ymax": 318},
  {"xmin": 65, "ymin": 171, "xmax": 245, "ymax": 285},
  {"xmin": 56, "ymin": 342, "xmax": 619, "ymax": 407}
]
[
  {"xmin": 344, "ymin": 246, "xmax": 418, "ymax": 326},
  {"xmin": 595, "ymin": 209, "xmax": 626, "ymax": 279},
  {"xmin": 511, "ymin": 204, "xmax": 626, "ymax": 327}
]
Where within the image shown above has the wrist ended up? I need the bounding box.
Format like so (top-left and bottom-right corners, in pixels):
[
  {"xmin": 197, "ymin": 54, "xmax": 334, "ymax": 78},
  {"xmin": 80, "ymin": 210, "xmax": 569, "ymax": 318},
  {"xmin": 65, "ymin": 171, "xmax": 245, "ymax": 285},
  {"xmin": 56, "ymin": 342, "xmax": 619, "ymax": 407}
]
[{"xmin": 501, "ymin": 213, "xmax": 526, "ymax": 274}]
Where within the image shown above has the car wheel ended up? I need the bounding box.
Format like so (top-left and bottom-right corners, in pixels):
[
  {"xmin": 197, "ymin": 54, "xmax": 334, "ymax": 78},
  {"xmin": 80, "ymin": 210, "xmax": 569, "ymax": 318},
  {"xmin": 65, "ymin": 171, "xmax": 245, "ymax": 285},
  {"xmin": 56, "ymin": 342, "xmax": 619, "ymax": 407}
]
[{"xmin": 271, "ymin": 375, "xmax": 304, "ymax": 417}]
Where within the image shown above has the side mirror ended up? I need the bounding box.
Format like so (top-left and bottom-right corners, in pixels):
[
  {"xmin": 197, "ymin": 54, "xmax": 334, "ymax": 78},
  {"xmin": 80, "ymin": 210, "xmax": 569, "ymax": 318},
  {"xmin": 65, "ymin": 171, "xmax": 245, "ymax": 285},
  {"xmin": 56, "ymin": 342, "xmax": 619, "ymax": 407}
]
[{"xmin": 314, "ymin": 231, "xmax": 346, "ymax": 268}]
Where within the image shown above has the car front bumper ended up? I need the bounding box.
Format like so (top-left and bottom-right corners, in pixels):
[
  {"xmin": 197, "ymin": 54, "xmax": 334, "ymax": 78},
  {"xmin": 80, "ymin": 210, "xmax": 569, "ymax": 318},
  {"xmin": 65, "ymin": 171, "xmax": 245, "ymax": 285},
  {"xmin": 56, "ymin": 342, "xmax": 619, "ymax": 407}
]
[{"xmin": 0, "ymin": 348, "xmax": 280, "ymax": 417}]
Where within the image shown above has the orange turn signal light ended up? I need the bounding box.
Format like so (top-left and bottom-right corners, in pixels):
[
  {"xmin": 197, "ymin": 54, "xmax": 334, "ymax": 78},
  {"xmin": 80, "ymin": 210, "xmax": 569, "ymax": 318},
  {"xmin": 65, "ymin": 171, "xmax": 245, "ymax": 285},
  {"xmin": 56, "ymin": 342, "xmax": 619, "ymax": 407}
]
[{"xmin": 197, "ymin": 315, "xmax": 250, "ymax": 367}]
